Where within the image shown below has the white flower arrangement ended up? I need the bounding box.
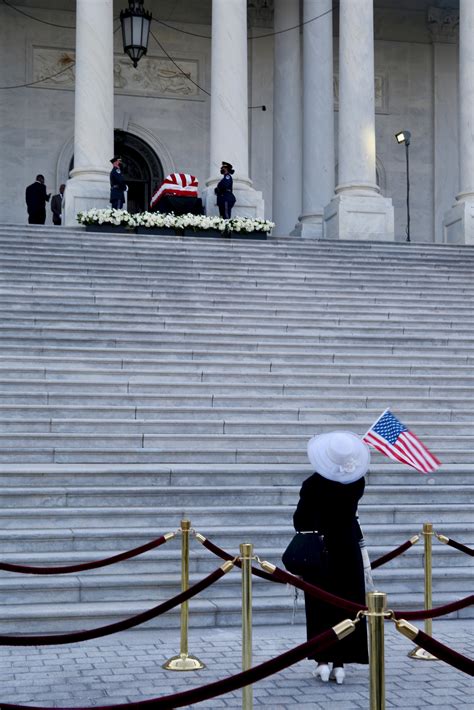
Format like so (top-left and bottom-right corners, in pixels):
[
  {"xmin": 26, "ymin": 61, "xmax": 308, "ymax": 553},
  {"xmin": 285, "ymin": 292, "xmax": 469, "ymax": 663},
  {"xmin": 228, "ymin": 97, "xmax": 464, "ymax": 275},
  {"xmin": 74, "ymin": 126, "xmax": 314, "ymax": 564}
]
[
  {"xmin": 134, "ymin": 211, "xmax": 177, "ymax": 229},
  {"xmin": 77, "ymin": 208, "xmax": 137, "ymax": 227},
  {"xmin": 175, "ymin": 213, "xmax": 226, "ymax": 232},
  {"xmin": 228, "ymin": 217, "xmax": 275, "ymax": 234},
  {"xmin": 76, "ymin": 210, "xmax": 274, "ymax": 236}
]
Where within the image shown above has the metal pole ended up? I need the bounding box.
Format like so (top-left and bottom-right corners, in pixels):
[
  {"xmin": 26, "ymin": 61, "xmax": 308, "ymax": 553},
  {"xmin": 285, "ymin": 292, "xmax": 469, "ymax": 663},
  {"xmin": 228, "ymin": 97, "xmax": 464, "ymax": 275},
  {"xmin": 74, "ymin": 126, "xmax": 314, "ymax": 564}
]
[
  {"xmin": 408, "ymin": 522, "xmax": 438, "ymax": 660},
  {"xmin": 240, "ymin": 542, "xmax": 253, "ymax": 710},
  {"xmin": 367, "ymin": 591, "xmax": 387, "ymax": 710},
  {"xmin": 405, "ymin": 141, "xmax": 411, "ymax": 242},
  {"xmin": 163, "ymin": 519, "xmax": 205, "ymax": 671}
]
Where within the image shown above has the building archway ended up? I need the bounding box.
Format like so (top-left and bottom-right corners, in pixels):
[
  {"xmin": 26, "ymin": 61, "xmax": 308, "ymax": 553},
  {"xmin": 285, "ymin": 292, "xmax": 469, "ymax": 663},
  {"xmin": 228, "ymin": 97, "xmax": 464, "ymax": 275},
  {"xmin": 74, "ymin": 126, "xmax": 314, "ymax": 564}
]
[
  {"xmin": 67, "ymin": 130, "xmax": 164, "ymax": 213},
  {"xmin": 113, "ymin": 130, "xmax": 164, "ymax": 213}
]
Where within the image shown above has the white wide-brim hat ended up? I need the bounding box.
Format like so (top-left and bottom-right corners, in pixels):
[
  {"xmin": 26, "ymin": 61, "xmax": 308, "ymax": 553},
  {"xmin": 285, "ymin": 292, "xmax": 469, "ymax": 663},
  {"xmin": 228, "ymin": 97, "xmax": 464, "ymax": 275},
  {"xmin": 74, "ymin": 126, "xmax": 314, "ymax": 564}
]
[{"xmin": 307, "ymin": 431, "xmax": 370, "ymax": 484}]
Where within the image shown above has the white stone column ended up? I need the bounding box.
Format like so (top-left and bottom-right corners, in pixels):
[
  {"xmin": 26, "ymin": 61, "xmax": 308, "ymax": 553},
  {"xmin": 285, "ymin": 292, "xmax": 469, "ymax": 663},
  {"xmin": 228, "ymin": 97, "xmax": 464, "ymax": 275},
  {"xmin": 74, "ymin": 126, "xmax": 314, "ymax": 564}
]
[
  {"xmin": 300, "ymin": 0, "xmax": 334, "ymax": 238},
  {"xmin": 64, "ymin": 0, "xmax": 114, "ymax": 226},
  {"xmin": 324, "ymin": 0, "xmax": 394, "ymax": 240},
  {"xmin": 203, "ymin": 0, "xmax": 264, "ymax": 219},
  {"xmin": 443, "ymin": 0, "xmax": 474, "ymax": 244},
  {"xmin": 272, "ymin": 0, "xmax": 301, "ymax": 236}
]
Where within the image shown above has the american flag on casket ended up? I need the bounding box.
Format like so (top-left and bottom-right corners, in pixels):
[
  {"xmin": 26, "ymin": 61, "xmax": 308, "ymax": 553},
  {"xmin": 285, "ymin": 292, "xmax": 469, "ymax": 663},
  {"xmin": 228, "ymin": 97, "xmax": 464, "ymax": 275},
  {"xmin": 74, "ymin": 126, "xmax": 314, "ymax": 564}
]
[{"xmin": 150, "ymin": 173, "xmax": 198, "ymax": 209}]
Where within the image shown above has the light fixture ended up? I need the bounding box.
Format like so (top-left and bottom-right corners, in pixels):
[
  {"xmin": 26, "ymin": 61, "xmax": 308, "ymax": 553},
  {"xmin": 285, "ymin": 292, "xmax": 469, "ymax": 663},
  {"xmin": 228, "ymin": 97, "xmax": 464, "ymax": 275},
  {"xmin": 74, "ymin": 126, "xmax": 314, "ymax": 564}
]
[
  {"xmin": 120, "ymin": 0, "xmax": 152, "ymax": 69},
  {"xmin": 395, "ymin": 131, "xmax": 411, "ymax": 146},
  {"xmin": 395, "ymin": 130, "xmax": 411, "ymax": 242}
]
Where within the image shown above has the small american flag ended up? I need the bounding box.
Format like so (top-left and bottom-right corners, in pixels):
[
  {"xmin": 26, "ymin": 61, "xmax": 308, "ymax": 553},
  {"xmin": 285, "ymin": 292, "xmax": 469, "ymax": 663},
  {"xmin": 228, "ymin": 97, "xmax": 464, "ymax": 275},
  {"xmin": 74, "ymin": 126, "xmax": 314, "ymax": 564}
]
[
  {"xmin": 150, "ymin": 173, "xmax": 199, "ymax": 209},
  {"xmin": 363, "ymin": 409, "xmax": 441, "ymax": 474}
]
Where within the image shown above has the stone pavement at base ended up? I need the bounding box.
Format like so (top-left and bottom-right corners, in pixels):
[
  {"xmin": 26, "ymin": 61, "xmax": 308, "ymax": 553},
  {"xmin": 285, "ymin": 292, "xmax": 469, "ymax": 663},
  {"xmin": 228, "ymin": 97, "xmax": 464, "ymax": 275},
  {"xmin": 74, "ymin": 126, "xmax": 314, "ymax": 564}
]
[{"xmin": 0, "ymin": 621, "xmax": 472, "ymax": 709}]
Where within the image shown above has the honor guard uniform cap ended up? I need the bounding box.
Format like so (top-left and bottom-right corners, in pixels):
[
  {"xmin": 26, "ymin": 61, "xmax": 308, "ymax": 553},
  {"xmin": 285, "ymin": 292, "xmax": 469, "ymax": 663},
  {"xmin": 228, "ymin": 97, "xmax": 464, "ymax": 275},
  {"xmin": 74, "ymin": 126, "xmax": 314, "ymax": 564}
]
[
  {"xmin": 110, "ymin": 156, "xmax": 122, "ymax": 163},
  {"xmin": 221, "ymin": 161, "xmax": 234, "ymax": 173}
]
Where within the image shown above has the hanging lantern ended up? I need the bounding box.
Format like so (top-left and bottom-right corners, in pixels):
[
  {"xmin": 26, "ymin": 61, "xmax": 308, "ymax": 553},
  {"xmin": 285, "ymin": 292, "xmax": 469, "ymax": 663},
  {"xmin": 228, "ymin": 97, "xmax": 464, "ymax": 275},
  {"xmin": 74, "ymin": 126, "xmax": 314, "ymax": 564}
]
[{"xmin": 120, "ymin": 0, "xmax": 152, "ymax": 68}]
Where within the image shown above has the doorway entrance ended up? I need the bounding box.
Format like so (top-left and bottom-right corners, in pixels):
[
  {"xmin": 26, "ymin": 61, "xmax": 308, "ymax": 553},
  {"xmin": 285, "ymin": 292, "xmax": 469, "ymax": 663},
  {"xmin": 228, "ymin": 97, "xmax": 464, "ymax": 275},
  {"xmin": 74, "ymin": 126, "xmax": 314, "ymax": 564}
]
[
  {"xmin": 68, "ymin": 131, "xmax": 164, "ymax": 213},
  {"xmin": 114, "ymin": 130, "xmax": 164, "ymax": 213}
]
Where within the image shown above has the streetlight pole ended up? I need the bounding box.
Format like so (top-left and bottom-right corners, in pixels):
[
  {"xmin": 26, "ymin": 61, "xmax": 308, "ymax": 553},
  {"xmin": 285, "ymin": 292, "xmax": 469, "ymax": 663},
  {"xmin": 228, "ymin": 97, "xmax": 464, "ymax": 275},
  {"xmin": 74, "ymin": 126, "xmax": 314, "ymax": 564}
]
[{"xmin": 395, "ymin": 131, "xmax": 411, "ymax": 242}]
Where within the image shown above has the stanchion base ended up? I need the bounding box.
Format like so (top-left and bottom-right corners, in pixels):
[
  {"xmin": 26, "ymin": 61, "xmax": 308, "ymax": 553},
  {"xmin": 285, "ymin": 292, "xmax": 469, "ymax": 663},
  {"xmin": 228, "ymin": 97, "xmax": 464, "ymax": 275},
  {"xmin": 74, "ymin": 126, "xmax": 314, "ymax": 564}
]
[
  {"xmin": 162, "ymin": 653, "xmax": 206, "ymax": 671},
  {"xmin": 408, "ymin": 646, "xmax": 439, "ymax": 661}
]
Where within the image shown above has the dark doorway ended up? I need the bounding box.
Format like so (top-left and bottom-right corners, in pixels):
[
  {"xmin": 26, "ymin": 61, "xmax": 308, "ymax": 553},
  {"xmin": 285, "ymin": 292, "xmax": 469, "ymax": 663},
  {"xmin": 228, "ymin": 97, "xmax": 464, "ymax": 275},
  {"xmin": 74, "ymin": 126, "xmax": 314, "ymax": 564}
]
[
  {"xmin": 114, "ymin": 130, "xmax": 163, "ymax": 213},
  {"xmin": 69, "ymin": 131, "xmax": 164, "ymax": 213}
]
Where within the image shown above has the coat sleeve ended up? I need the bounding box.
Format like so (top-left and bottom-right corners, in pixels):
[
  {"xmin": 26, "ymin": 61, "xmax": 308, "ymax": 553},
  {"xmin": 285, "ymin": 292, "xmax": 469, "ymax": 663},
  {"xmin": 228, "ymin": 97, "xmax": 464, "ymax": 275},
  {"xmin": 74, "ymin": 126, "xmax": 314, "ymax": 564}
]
[{"xmin": 293, "ymin": 478, "xmax": 316, "ymax": 531}]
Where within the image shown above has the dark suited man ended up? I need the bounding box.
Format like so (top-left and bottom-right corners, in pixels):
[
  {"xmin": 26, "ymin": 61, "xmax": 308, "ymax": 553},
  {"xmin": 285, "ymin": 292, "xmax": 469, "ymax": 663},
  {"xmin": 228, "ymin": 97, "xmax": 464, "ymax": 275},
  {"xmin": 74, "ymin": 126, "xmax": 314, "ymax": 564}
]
[
  {"xmin": 51, "ymin": 184, "xmax": 65, "ymax": 225},
  {"xmin": 25, "ymin": 174, "xmax": 51, "ymax": 224},
  {"xmin": 109, "ymin": 157, "xmax": 127, "ymax": 209}
]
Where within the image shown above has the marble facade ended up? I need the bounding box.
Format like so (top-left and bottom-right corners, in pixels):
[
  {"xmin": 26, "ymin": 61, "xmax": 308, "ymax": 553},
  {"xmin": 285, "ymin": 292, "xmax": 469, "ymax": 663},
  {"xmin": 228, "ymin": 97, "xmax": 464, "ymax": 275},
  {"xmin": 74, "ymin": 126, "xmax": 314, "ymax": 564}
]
[{"xmin": 0, "ymin": 0, "xmax": 469, "ymax": 243}]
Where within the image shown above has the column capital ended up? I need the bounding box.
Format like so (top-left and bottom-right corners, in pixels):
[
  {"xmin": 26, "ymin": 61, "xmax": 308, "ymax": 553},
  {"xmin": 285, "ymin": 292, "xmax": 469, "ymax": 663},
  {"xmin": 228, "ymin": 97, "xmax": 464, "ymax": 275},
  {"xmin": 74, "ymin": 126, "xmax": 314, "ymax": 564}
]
[{"xmin": 427, "ymin": 7, "xmax": 459, "ymax": 44}]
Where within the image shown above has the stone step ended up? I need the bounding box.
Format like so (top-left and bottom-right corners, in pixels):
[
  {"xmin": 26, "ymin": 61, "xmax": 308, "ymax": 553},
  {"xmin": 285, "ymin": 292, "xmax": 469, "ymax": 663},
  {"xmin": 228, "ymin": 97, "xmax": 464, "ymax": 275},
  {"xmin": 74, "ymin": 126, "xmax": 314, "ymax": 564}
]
[
  {"xmin": 2, "ymin": 361, "xmax": 474, "ymax": 380},
  {"xmin": 0, "ymin": 540, "xmax": 467, "ymax": 575},
  {"xmin": 0, "ymin": 429, "xmax": 465, "ymax": 448},
  {"xmin": 1, "ymin": 588, "xmax": 469, "ymax": 636},
  {"xmin": 0, "ymin": 523, "xmax": 471, "ymax": 553},
  {"xmin": 1, "ymin": 380, "xmax": 473, "ymax": 400},
  {"xmin": 2, "ymin": 283, "xmax": 473, "ymax": 310},
  {"xmin": 1, "ymin": 418, "xmax": 473, "ymax": 439},
  {"xmin": 0, "ymin": 502, "xmax": 471, "ymax": 526},
  {"xmin": 0, "ymin": 406, "xmax": 472, "ymax": 424},
  {"xmin": 2, "ymin": 342, "xmax": 472, "ymax": 362},
  {"xmin": 0, "ymin": 394, "xmax": 471, "ymax": 415},
  {"xmin": 1, "ymin": 240, "xmax": 472, "ymax": 266},
  {"xmin": 3, "ymin": 291, "xmax": 474, "ymax": 320},
  {"xmin": 2, "ymin": 299, "xmax": 474, "ymax": 322},
  {"xmin": 0, "ymin": 462, "xmax": 471, "ymax": 486},
  {"xmin": 1, "ymin": 246, "xmax": 472, "ymax": 272},
  {"xmin": 0, "ymin": 566, "xmax": 471, "ymax": 606},
  {"xmin": 0, "ymin": 322, "xmax": 474, "ymax": 347},
  {"xmin": 0, "ymin": 447, "xmax": 468, "ymax": 465},
  {"xmin": 0, "ymin": 348, "xmax": 474, "ymax": 377}
]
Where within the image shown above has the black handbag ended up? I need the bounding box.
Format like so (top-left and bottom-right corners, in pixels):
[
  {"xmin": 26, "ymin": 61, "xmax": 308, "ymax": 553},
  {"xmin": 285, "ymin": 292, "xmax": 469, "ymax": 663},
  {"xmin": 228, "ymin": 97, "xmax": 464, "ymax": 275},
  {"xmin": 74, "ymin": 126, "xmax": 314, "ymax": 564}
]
[{"xmin": 282, "ymin": 531, "xmax": 328, "ymax": 577}]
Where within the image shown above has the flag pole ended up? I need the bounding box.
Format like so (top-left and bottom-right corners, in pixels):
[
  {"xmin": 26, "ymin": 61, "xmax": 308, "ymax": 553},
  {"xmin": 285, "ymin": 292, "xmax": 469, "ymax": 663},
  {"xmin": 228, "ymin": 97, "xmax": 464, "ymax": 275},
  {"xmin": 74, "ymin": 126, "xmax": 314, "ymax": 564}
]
[{"xmin": 363, "ymin": 407, "xmax": 390, "ymax": 439}]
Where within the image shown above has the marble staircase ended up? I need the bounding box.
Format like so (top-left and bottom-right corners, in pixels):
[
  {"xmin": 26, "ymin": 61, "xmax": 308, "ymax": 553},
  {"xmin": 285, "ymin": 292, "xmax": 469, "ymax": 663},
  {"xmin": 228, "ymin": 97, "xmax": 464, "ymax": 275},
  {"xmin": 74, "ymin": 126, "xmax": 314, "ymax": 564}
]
[{"xmin": 0, "ymin": 225, "xmax": 472, "ymax": 632}]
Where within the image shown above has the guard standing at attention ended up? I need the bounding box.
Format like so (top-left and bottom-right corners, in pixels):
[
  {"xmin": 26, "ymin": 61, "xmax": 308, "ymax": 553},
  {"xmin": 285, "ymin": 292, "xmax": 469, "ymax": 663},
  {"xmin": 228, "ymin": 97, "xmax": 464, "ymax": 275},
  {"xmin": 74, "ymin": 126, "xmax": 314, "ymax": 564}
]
[
  {"xmin": 109, "ymin": 157, "xmax": 127, "ymax": 209},
  {"xmin": 215, "ymin": 161, "xmax": 236, "ymax": 219}
]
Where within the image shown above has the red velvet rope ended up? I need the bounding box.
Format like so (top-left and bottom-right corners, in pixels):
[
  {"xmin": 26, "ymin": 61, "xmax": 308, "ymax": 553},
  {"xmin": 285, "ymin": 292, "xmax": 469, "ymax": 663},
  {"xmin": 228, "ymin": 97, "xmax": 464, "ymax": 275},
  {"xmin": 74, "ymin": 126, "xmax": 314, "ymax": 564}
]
[
  {"xmin": 444, "ymin": 538, "xmax": 474, "ymax": 557},
  {"xmin": 272, "ymin": 565, "xmax": 365, "ymax": 613},
  {"xmin": 1, "ymin": 626, "xmax": 344, "ymax": 710},
  {"xmin": 371, "ymin": 540, "xmax": 414, "ymax": 569},
  {"xmin": 274, "ymin": 566, "xmax": 474, "ymax": 620},
  {"xmin": 0, "ymin": 534, "xmax": 172, "ymax": 575},
  {"xmin": 199, "ymin": 536, "xmax": 279, "ymax": 583},
  {"xmin": 393, "ymin": 594, "xmax": 474, "ymax": 621},
  {"xmin": 407, "ymin": 628, "xmax": 474, "ymax": 676},
  {"xmin": 0, "ymin": 566, "xmax": 227, "ymax": 646}
]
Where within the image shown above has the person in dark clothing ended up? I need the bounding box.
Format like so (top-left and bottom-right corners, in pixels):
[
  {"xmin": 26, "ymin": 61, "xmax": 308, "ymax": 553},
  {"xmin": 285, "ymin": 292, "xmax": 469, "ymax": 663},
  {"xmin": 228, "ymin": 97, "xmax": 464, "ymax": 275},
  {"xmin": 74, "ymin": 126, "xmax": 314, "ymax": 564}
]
[
  {"xmin": 109, "ymin": 157, "xmax": 127, "ymax": 209},
  {"xmin": 293, "ymin": 431, "xmax": 370, "ymax": 685},
  {"xmin": 25, "ymin": 174, "xmax": 51, "ymax": 224},
  {"xmin": 215, "ymin": 161, "xmax": 236, "ymax": 219},
  {"xmin": 51, "ymin": 184, "xmax": 65, "ymax": 225}
]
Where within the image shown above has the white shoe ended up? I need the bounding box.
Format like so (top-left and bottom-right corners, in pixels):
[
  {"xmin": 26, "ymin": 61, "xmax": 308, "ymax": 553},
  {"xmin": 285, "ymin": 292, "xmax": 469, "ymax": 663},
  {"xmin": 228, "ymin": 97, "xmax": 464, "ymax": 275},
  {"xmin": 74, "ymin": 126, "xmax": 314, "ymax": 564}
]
[
  {"xmin": 313, "ymin": 664, "xmax": 330, "ymax": 682},
  {"xmin": 330, "ymin": 667, "xmax": 345, "ymax": 684}
]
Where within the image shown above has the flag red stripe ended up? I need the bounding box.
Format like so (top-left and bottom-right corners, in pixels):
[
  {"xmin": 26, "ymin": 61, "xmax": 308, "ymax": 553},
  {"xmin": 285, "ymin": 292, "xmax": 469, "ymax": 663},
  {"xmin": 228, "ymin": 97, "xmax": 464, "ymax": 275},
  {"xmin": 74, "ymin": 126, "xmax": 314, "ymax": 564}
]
[
  {"xmin": 363, "ymin": 432, "xmax": 418, "ymax": 469},
  {"xmin": 395, "ymin": 436, "xmax": 429, "ymax": 473},
  {"xmin": 404, "ymin": 430, "xmax": 441, "ymax": 468}
]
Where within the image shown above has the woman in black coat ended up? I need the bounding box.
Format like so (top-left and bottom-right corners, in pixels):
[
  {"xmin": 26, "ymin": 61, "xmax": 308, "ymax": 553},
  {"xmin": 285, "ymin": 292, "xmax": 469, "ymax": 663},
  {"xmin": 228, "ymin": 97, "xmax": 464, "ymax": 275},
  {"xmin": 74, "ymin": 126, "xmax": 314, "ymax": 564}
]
[{"xmin": 293, "ymin": 431, "xmax": 370, "ymax": 684}]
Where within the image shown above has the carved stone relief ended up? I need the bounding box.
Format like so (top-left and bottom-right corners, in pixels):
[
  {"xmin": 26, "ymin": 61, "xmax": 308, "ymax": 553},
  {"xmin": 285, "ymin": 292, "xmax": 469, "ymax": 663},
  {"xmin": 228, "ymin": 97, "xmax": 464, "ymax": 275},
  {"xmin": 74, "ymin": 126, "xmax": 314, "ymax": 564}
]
[
  {"xmin": 427, "ymin": 7, "xmax": 459, "ymax": 43},
  {"xmin": 247, "ymin": 0, "xmax": 274, "ymax": 27},
  {"xmin": 32, "ymin": 46, "xmax": 201, "ymax": 99}
]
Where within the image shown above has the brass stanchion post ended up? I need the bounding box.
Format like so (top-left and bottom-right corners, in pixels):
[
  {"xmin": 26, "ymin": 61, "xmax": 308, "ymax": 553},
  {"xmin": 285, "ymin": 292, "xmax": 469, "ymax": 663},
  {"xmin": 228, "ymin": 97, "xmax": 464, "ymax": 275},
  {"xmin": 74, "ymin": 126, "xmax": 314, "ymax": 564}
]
[
  {"xmin": 367, "ymin": 591, "xmax": 387, "ymax": 710},
  {"xmin": 163, "ymin": 519, "xmax": 205, "ymax": 671},
  {"xmin": 240, "ymin": 543, "xmax": 253, "ymax": 710},
  {"xmin": 408, "ymin": 522, "xmax": 438, "ymax": 661}
]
